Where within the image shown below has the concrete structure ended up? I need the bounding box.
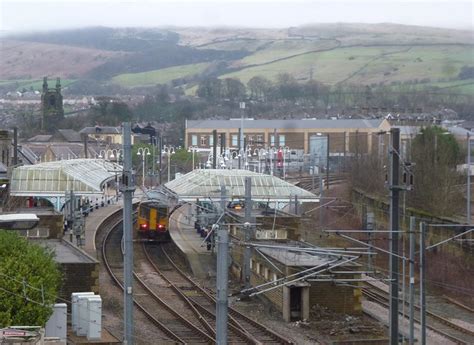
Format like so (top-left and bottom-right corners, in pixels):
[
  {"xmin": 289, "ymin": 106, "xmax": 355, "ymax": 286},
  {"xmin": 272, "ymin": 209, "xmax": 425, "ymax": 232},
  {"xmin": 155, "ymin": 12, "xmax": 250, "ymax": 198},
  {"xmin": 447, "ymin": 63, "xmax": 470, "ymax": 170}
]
[
  {"xmin": 45, "ymin": 303, "xmax": 67, "ymax": 343},
  {"xmin": 185, "ymin": 118, "xmax": 391, "ymax": 155},
  {"xmin": 32, "ymin": 239, "xmax": 99, "ymax": 310},
  {"xmin": 228, "ymin": 207, "xmax": 362, "ymax": 321},
  {"xmin": 8, "ymin": 208, "xmax": 64, "ymax": 239}
]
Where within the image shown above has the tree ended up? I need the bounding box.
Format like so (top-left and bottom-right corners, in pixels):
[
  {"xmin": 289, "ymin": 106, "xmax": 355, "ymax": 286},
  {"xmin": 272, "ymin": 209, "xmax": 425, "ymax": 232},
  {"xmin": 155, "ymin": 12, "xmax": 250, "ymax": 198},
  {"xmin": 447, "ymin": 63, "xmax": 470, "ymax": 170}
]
[
  {"xmin": 458, "ymin": 65, "xmax": 474, "ymax": 80},
  {"xmin": 409, "ymin": 126, "xmax": 464, "ymax": 216},
  {"xmin": 222, "ymin": 78, "xmax": 246, "ymax": 101},
  {"xmin": 247, "ymin": 76, "xmax": 272, "ymax": 101},
  {"xmin": 89, "ymin": 97, "xmax": 133, "ymax": 125},
  {"xmin": 275, "ymin": 73, "xmax": 301, "ymax": 100},
  {"xmin": 0, "ymin": 231, "xmax": 62, "ymax": 327},
  {"xmin": 155, "ymin": 84, "xmax": 170, "ymax": 104},
  {"xmin": 196, "ymin": 78, "xmax": 223, "ymax": 101},
  {"xmin": 170, "ymin": 148, "xmax": 195, "ymax": 172}
]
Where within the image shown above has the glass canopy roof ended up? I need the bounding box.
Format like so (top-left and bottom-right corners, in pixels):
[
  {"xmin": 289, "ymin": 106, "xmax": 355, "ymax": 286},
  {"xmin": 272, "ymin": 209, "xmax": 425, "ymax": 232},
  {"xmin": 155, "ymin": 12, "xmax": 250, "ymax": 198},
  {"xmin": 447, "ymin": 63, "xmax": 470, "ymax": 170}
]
[
  {"xmin": 10, "ymin": 159, "xmax": 121, "ymax": 196},
  {"xmin": 164, "ymin": 169, "xmax": 318, "ymax": 202}
]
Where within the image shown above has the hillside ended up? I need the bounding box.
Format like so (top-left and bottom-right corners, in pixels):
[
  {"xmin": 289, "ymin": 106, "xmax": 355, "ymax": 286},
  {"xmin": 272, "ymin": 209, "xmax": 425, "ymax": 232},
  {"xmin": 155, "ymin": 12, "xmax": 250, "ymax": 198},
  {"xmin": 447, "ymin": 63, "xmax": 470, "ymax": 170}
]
[
  {"xmin": 1, "ymin": 23, "xmax": 473, "ymax": 92},
  {"xmin": 0, "ymin": 39, "xmax": 124, "ymax": 79}
]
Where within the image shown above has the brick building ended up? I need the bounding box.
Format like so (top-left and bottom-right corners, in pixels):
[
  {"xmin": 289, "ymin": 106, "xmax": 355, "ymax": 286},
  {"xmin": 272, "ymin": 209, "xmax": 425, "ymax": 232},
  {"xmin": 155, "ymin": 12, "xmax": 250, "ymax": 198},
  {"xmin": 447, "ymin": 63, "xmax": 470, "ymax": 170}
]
[
  {"xmin": 185, "ymin": 118, "xmax": 391, "ymax": 156},
  {"xmin": 227, "ymin": 207, "xmax": 362, "ymax": 321}
]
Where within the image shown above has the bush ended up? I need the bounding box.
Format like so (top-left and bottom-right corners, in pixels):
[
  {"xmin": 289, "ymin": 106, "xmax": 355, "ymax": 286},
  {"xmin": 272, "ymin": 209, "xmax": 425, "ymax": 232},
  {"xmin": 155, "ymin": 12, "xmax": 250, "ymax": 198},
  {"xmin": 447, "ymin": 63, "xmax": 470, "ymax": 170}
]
[
  {"xmin": 0, "ymin": 231, "xmax": 62, "ymax": 327},
  {"xmin": 458, "ymin": 65, "xmax": 474, "ymax": 80}
]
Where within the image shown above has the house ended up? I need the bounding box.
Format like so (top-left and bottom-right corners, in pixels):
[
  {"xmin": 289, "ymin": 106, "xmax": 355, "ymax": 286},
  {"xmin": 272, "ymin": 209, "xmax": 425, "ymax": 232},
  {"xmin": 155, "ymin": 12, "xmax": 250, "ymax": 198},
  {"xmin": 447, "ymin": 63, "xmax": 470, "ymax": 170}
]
[{"xmin": 80, "ymin": 126, "xmax": 141, "ymax": 145}]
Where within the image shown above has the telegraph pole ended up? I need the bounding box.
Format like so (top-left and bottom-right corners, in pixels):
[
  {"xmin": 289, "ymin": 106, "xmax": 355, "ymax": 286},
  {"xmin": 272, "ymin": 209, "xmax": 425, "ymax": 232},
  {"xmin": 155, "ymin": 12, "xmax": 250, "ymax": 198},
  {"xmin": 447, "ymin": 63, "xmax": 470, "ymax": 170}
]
[
  {"xmin": 389, "ymin": 127, "xmax": 400, "ymax": 345},
  {"xmin": 420, "ymin": 222, "xmax": 427, "ymax": 345},
  {"xmin": 216, "ymin": 185, "xmax": 228, "ymax": 344},
  {"xmin": 12, "ymin": 127, "xmax": 18, "ymax": 165},
  {"xmin": 238, "ymin": 128, "xmax": 242, "ymax": 169},
  {"xmin": 243, "ymin": 177, "xmax": 252, "ymax": 289},
  {"xmin": 319, "ymin": 157, "xmax": 324, "ymax": 230},
  {"xmin": 409, "ymin": 216, "xmax": 415, "ymax": 345},
  {"xmin": 467, "ymin": 132, "xmax": 471, "ymax": 226},
  {"xmin": 216, "ymin": 223, "xmax": 229, "ymax": 345},
  {"xmin": 213, "ymin": 129, "xmax": 217, "ymax": 169},
  {"xmin": 122, "ymin": 123, "xmax": 135, "ymax": 345},
  {"xmin": 239, "ymin": 102, "xmax": 245, "ymax": 170}
]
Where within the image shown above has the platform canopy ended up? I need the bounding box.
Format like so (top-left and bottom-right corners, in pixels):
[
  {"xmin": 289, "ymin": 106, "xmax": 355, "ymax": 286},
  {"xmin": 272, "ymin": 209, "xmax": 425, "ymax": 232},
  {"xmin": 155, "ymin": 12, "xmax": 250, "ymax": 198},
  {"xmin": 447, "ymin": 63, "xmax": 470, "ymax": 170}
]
[
  {"xmin": 10, "ymin": 159, "xmax": 121, "ymax": 197},
  {"xmin": 164, "ymin": 169, "xmax": 318, "ymax": 202}
]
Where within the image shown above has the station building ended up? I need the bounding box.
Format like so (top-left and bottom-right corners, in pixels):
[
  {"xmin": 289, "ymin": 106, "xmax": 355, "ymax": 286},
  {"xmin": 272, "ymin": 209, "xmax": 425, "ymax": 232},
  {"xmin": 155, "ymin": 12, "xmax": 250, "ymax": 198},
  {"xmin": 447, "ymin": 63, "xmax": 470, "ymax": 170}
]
[
  {"xmin": 185, "ymin": 118, "xmax": 391, "ymax": 156},
  {"xmin": 164, "ymin": 169, "xmax": 362, "ymax": 322},
  {"xmin": 227, "ymin": 207, "xmax": 362, "ymax": 321}
]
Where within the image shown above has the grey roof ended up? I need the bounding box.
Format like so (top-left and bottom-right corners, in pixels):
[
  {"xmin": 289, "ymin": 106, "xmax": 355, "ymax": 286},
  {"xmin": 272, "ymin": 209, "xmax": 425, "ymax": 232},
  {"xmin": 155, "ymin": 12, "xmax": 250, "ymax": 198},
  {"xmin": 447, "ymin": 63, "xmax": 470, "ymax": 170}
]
[
  {"xmin": 27, "ymin": 135, "xmax": 53, "ymax": 142},
  {"xmin": 10, "ymin": 159, "xmax": 121, "ymax": 196},
  {"xmin": 164, "ymin": 169, "xmax": 318, "ymax": 202},
  {"xmin": 18, "ymin": 146, "xmax": 38, "ymax": 164},
  {"xmin": 49, "ymin": 146, "xmax": 78, "ymax": 159},
  {"xmin": 80, "ymin": 126, "xmax": 121, "ymax": 135},
  {"xmin": 259, "ymin": 246, "xmax": 335, "ymax": 267},
  {"xmin": 187, "ymin": 119, "xmax": 386, "ymax": 130},
  {"xmin": 446, "ymin": 126, "xmax": 474, "ymax": 137},
  {"xmin": 393, "ymin": 126, "xmax": 421, "ymax": 137},
  {"xmin": 21, "ymin": 145, "xmax": 48, "ymax": 157},
  {"xmin": 57, "ymin": 129, "xmax": 82, "ymax": 142},
  {"xmin": 460, "ymin": 121, "xmax": 474, "ymax": 130},
  {"xmin": 31, "ymin": 239, "xmax": 97, "ymax": 264}
]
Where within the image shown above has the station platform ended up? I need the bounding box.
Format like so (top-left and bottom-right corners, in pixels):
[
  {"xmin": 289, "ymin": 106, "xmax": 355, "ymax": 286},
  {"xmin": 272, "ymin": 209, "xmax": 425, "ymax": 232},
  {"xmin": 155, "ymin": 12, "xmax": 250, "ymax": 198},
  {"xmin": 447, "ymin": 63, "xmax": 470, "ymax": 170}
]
[
  {"xmin": 83, "ymin": 191, "xmax": 144, "ymax": 258},
  {"xmin": 169, "ymin": 204, "xmax": 215, "ymax": 279},
  {"xmin": 83, "ymin": 203, "xmax": 122, "ymax": 258}
]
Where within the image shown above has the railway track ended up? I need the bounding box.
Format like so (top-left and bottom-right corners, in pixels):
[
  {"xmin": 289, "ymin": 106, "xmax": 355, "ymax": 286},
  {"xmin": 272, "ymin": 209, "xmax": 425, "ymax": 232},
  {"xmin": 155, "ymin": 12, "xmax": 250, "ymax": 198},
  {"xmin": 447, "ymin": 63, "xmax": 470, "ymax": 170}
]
[
  {"xmin": 100, "ymin": 209, "xmax": 294, "ymax": 344},
  {"xmin": 144, "ymin": 242, "xmax": 295, "ymax": 345},
  {"xmin": 289, "ymin": 174, "xmax": 348, "ymax": 192},
  {"xmin": 363, "ymin": 282, "xmax": 474, "ymax": 344},
  {"xmin": 102, "ymin": 219, "xmax": 214, "ymax": 344}
]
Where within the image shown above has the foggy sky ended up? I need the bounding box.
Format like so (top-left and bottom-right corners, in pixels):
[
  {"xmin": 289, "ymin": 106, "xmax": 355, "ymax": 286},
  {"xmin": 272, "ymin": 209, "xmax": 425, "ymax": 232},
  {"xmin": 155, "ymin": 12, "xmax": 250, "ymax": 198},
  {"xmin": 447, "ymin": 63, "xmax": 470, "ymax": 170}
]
[{"xmin": 1, "ymin": 0, "xmax": 472, "ymax": 34}]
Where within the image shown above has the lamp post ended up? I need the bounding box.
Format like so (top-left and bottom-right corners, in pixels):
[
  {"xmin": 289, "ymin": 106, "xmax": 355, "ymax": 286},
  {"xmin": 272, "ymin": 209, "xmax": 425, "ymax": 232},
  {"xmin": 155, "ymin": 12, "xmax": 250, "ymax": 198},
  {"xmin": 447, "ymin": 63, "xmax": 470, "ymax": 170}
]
[
  {"xmin": 188, "ymin": 146, "xmax": 199, "ymax": 171},
  {"xmin": 231, "ymin": 151, "xmax": 239, "ymax": 169},
  {"xmin": 253, "ymin": 148, "xmax": 266, "ymax": 173},
  {"xmin": 267, "ymin": 147, "xmax": 277, "ymax": 176},
  {"xmin": 245, "ymin": 147, "xmax": 252, "ymax": 171},
  {"xmin": 162, "ymin": 146, "xmax": 176, "ymax": 182},
  {"xmin": 109, "ymin": 149, "xmax": 123, "ymax": 199},
  {"xmin": 279, "ymin": 146, "xmax": 290, "ymax": 179},
  {"xmin": 137, "ymin": 147, "xmax": 151, "ymax": 187},
  {"xmin": 98, "ymin": 148, "xmax": 123, "ymax": 202}
]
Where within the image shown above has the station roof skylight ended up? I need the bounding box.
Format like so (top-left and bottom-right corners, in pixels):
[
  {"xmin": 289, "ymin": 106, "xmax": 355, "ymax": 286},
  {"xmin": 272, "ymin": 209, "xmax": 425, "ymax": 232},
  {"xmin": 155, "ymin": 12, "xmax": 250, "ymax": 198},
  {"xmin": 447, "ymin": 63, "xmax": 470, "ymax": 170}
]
[
  {"xmin": 164, "ymin": 169, "xmax": 318, "ymax": 202},
  {"xmin": 10, "ymin": 159, "xmax": 121, "ymax": 196}
]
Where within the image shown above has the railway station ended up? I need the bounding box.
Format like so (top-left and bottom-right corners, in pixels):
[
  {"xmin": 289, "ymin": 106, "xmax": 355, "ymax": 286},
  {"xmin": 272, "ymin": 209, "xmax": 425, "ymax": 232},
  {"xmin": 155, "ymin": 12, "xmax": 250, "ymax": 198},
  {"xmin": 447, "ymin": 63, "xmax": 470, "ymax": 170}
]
[
  {"xmin": 162, "ymin": 168, "xmax": 362, "ymax": 322},
  {"xmin": 2, "ymin": 127, "xmax": 473, "ymax": 344}
]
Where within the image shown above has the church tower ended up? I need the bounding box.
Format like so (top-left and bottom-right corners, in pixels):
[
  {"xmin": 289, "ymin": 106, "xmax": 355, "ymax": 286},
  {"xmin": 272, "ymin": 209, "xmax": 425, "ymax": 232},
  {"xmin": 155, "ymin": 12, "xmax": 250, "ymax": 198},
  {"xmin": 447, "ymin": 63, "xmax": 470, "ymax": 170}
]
[{"xmin": 41, "ymin": 77, "xmax": 64, "ymax": 131}]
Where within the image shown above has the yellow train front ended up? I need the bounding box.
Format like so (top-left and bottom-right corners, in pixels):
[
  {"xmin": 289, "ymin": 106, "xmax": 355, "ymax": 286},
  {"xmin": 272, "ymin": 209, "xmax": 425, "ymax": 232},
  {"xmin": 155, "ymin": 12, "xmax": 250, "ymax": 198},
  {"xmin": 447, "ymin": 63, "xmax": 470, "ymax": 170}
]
[{"xmin": 136, "ymin": 201, "xmax": 170, "ymax": 241}]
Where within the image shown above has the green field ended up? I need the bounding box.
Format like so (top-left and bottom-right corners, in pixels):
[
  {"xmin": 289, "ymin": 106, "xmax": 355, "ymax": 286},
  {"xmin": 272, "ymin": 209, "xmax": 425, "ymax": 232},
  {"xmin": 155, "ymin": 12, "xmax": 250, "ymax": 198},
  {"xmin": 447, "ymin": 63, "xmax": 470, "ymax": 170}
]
[
  {"xmin": 238, "ymin": 39, "xmax": 338, "ymax": 66},
  {"xmin": 0, "ymin": 79, "xmax": 76, "ymax": 91},
  {"xmin": 198, "ymin": 39, "xmax": 269, "ymax": 52},
  {"xmin": 111, "ymin": 63, "xmax": 211, "ymax": 88},
  {"xmin": 415, "ymin": 78, "xmax": 474, "ymax": 94},
  {"xmin": 219, "ymin": 45, "xmax": 474, "ymax": 85}
]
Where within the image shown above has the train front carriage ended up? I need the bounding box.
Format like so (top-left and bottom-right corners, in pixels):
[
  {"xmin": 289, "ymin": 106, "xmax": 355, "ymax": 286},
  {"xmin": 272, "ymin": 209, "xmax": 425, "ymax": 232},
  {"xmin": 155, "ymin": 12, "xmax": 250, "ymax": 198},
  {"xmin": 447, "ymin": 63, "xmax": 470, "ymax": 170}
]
[{"xmin": 136, "ymin": 201, "xmax": 170, "ymax": 241}]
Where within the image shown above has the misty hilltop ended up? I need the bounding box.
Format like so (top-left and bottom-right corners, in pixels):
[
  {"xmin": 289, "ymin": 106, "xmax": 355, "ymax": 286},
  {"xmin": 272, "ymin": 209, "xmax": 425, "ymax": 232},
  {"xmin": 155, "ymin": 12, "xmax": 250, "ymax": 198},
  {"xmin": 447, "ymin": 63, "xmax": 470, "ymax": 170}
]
[{"xmin": 1, "ymin": 23, "xmax": 473, "ymax": 94}]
